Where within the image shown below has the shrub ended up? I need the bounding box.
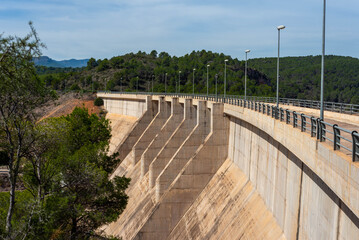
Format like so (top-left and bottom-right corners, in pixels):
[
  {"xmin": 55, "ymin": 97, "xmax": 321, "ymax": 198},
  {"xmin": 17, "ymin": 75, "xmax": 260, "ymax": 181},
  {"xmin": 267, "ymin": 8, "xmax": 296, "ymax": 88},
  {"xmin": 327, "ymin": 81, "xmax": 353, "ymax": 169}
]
[
  {"xmin": 70, "ymin": 83, "xmax": 81, "ymax": 91},
  {"xmin": 94, "ymin": 97, "xmax": 104, "ymax": 106}
]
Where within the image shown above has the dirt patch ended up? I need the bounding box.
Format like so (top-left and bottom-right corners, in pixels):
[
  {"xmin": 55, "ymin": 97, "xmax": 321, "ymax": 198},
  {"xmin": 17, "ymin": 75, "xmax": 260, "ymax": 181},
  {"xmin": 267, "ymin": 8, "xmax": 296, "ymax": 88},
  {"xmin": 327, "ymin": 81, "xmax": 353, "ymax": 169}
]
[
  {"xmin": 1, "ymin": 92, "xmax": 105, "ymax": 192},
  {"xmin": 36, "ymin": 92, "xmax": 104, "ymax": 121}
]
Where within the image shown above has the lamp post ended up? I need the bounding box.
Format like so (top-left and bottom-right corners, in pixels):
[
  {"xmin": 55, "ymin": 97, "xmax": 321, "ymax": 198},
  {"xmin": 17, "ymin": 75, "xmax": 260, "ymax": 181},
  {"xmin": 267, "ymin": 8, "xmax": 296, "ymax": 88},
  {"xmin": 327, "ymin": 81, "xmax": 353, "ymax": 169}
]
[
  {"xmin": 320, "ymin": 0, "xmax": 326, "ymax": 120},
  {"xmin": 207, "ymin": 64, "xmax": 210, "ymax": 98},
  {"xmin": 165, "ymin": 73, "xmax": 167, "ymax": 94},
  {"xmin": 152, "ymin": 75, "xmax": 154, "ymax": 95},
  {"xmin": 136, "ymin": 76, "xmax": 138, "ymax": 93},
  {"xmin": 120, "ymin": 77, "xmax": 123, "ymax": 92},
  {"xmin": 178, "ymin": 71, "xmax": 181, "ymax": 94},
  {"xmin": 224, "ymin": 59, "xmax": 228, "ymax": 100},
  {"xmin": 215, "ymin": 74, "xmax": 218, "ymax": 100},
  {"xmin": 193, "ymin": 68, "xmax": 196, "ymax": 96},
  {"xmin": 245, "ymin": 50, "xmax": 250, "ymax": 100},
  {"xmin": 276, "ymin": 25, "xmax": 285, "ymax": 108}
]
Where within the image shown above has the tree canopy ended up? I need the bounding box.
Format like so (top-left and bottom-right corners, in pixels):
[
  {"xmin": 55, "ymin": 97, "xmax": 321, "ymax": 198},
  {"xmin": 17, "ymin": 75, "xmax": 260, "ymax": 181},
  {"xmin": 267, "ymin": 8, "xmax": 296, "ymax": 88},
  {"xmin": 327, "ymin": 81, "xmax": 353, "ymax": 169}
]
[{"xmin": 37, "ymin": 51, "xmax": 359, "ymax": 104}]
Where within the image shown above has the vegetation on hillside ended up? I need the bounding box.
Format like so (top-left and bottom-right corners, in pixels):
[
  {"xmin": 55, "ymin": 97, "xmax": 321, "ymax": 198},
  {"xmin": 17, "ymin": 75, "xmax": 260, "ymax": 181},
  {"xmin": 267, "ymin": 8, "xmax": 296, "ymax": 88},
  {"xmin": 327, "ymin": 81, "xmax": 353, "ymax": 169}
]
[
  {"xmin": 0, "ymin": 23, "xmax": 129, "ymax": 240},
  {"xmin": 38, "ymin": 50, "xmax": 274, "ymax": 97},
  {"xmin": 249, "ymin": 55, "xmax": 359, "ymax": 104},
  {"xmin": 37, "ymin": 51, "xmax": 359, "ymax": 104}
]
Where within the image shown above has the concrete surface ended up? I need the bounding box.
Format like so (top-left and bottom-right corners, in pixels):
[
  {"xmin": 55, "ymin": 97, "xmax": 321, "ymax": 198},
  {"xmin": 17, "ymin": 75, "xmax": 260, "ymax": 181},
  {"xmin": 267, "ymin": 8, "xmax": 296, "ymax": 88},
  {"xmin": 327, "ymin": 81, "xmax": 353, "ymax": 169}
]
[
  {"xmin": 151, "ymin": 100, "xmax": 210, "ymax": 196},
  {"xmin": 98, "ymin": 93, "xmax": 359, "ymax": 240},
  {"xmin": 107, "ymin": 113, "xmax": 138, "ymax": 155},
  {"xmin": 140, "ymin": 98, "xmax": 183, "ymax": 177}
]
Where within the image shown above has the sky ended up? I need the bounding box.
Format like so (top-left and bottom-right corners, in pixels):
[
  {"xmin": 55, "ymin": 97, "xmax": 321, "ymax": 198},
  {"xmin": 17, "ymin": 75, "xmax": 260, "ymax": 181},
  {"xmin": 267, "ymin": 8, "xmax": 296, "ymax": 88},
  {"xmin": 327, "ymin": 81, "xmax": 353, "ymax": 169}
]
[{"xmin": 1, "ymin": 0, "xmax": 359, "ymax": 60}]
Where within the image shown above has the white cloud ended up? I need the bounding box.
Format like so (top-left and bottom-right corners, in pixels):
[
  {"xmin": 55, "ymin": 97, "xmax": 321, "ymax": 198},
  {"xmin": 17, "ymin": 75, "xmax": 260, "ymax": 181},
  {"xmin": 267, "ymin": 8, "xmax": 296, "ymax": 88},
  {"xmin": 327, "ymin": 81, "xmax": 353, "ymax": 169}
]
[{"xmin": 1, "ymin": 0, "xmax": 359, "ymax": 59}]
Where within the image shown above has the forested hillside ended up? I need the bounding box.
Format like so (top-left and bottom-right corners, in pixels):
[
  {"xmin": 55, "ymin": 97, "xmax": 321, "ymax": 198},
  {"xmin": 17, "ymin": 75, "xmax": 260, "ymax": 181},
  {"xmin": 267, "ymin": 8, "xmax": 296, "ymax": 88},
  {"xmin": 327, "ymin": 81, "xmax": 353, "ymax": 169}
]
[
  {"xmin": 249, "ymin": 55, "xmax": 359, "ymax": 104},
  {"xmin": 36, "ymin": 51, "xmax": 359, "ymax": 104}
]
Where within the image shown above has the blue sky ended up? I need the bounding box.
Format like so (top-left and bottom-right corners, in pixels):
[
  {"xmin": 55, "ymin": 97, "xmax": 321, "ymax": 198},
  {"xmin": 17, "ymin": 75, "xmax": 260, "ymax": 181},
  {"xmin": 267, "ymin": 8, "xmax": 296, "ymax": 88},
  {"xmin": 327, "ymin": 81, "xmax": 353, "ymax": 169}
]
[{"xmin": 1, "ymin": 0, "xmax": 359, "ymax": 60}]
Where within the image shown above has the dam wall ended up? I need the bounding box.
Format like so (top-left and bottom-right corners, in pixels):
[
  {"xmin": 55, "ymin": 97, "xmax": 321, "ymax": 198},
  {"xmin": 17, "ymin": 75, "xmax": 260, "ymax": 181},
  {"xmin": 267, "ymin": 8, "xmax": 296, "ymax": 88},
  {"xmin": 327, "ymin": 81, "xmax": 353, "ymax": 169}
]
[
  {"xmin": 224, "ymin": 104, "xmax": 359, "ymax": 239},
  {"xmin": 97, "ymin": 93, "xmax": 359, "ymax": 240}
]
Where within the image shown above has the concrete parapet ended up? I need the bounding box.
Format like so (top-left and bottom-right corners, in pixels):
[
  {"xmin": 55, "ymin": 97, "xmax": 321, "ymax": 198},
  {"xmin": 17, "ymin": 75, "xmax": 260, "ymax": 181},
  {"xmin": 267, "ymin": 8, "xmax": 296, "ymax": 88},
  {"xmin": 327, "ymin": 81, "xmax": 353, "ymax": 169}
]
[
  {"xmin": 140, "ymin": 98, "xmax": 183, "ymax": 177},
  {"xmin": 98, "ymin": 93, "xmax": 147, "ymax": 118}
]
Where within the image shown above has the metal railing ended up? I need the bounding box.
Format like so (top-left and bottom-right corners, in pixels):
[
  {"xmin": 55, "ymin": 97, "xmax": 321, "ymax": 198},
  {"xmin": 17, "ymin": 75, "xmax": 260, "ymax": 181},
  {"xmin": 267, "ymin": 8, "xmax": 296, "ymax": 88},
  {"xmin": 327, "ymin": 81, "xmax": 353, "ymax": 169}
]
[
  {"xmin": 98, "ymin": 91, "xmax": 359, "ymax": 162},
  {"xmin": 100, "ymin": 91, "xmax": 359, "ymax": 115},
  {"xmin": 228, "ymin": 95, "xmax": 359, "ymax": 115}
]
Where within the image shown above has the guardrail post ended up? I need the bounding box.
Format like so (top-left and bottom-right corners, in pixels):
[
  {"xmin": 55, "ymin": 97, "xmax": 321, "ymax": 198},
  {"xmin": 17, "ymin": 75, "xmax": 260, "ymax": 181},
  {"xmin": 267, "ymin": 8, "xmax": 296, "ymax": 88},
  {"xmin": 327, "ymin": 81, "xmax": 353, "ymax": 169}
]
[
  {"xmin": 319, "ymin": 121, "xmax": 326, "ymax": 142},
  {"xmin": 267, "ymin": 105, "xmax": 270, "ymax": 116},
  {"xmin": 352, "ymin": 131, "xmax": 359, "ymax": 162},
  {"xmin": 293, "ymin": 111, "xmax": 297, "ymax": 128},
  {"xmin": 286, "ymin": 110, "xmax": 290, "ymax": 124},
  {"xmin": 317, "ymin": 118, "xmax": 322, "ymax": 140},
  {"xmin": 333, "ymin": 124, "xmax": 340, "ymax": 150},
  {"xmin": 310, "ymin": 117, "xmax": 316, "ymax": 137},
  {"xmin": 300, "ymin": 113, "xmax": 306, "ymax": 132}
]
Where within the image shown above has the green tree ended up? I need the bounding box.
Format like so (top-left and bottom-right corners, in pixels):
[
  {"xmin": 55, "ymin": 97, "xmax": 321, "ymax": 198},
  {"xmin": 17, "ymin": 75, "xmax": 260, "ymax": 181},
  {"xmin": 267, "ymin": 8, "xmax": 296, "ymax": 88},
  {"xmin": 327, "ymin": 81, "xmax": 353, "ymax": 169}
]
[
  {"xmin": 97, "ymin": 58, "xmax": 110, "ymax": 72},
  {"xmin": 0, "ymin": 22, "xmax": 53, "ymax": 238},
  {"xmin": 11, "ymin": 107, "xmax": 129, "ymax": 239},
  {"xmin": 86, "ymin": 58, "xmax": 98, "ymax": 70}
]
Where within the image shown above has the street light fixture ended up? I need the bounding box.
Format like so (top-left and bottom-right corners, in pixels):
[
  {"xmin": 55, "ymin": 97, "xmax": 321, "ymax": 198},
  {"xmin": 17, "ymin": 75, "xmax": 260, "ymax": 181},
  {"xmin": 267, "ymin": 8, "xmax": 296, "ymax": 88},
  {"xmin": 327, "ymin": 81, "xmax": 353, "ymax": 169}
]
[
  {"xmin": 178, "ymin": 71, "xmax": 181, "ymax": 94},
  {"xmin": 152, "ymin": 75, "xmax": 154, "ymax": 94},
  {"xmin": 224, "ymin": 59, "xmax": 228, "ymax": 100},
  {"xmin": 245, "ymin": 50, "xmax": 250, "ymax": 100},
  {"xmin": 215, "ymin": 74, "xmax": 218, "ymax": 100},
  {"xmin": 276, "ymin": 25, "xmax": 286, "ymax": 109},
  {"xmin": 136, "ymin": 76, "xmax": 139, "ymax": 93},
  {"xmin": 165, "ymin": 73, "xmax": 167, "ymax": 94},
  {"xmin": 193, "ymin": 68, "xmax": 196, "ymax": 96},
  {"xmin": 207, "ymin": 64, "xmax": 210, "ymax": 98},
  {"xmin": 320, "ymin": 0, "xmax": 326, "ymax": 120}
]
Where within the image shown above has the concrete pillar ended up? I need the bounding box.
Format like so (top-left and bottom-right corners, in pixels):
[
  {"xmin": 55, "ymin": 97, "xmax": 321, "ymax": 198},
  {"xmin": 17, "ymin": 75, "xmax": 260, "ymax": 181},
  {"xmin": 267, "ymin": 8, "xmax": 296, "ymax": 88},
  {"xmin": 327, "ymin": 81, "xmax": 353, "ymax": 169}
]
[
  {"xmin": 113, "ymin": 96, "xmax": 156, "ymax": 163},
  {"xmin": 184, "ymin": 99, "xmax": 195, "ymax": 119},
  {"xmin": 132, "ymin": 96, "xmax": 171, "ymax": 166},
  {"xmin": 145, "ymin": 95, "xmax": 152, "ymax": 112},
  {"xmin": 136, "ymin": 102, "xmax": 229, "ymax": 240},
  {"xmin": 140, "ymin": 98, "xmax": 183, "ymax": 177},
  {"xmin": 151, "ymin": 100, "xmax": 211, "ymax": 195}
]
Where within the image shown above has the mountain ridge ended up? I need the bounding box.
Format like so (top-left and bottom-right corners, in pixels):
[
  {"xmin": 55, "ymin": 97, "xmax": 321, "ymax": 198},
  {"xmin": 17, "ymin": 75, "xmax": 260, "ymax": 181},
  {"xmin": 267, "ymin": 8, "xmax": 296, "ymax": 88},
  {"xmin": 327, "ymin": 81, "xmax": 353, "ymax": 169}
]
[{"xmin": 33, "ymin": 56, "xmax": 89, "ymax": 68}]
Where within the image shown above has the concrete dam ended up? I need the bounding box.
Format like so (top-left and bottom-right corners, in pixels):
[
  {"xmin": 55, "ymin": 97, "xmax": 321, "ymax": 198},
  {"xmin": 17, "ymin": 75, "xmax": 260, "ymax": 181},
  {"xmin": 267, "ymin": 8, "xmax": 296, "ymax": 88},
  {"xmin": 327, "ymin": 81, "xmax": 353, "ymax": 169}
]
[{"xmin": 98, "ymin": 93, "xmax": 359, "ymax": 240}]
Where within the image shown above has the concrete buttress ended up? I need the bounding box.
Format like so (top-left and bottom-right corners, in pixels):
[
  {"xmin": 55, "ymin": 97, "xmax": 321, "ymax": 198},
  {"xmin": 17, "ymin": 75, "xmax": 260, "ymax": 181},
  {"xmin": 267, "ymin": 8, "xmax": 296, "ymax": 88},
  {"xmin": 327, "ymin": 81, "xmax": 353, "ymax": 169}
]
[
  {"xmin": 140, "ymin": 98, "xmax": 184, "ymax": 178},
  {"xmin": 113, "ymin": 96, "xmax": 157, "ymax": 164},
  {"xmin": 132, "ymin": 96, "xmax": 171, "ymax": 166},
  {"xmin": 134, "ymin": 102, "xmax": 229, "ymax": 240}
]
